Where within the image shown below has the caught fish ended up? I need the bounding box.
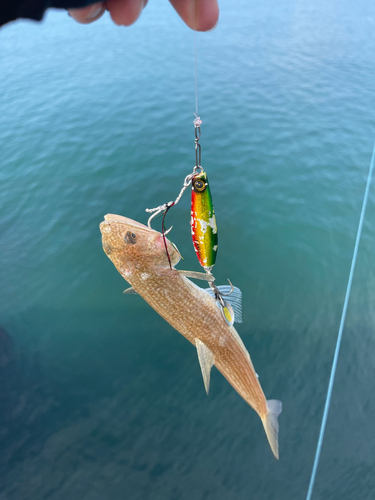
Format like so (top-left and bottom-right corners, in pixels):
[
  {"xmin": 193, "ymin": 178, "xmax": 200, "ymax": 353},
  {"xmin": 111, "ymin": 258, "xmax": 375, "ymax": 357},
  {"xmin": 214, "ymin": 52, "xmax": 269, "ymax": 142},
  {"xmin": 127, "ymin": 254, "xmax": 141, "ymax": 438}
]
[
  {"xmin": 191, "ymin": 171, "xmax": 218, "ymax": 269},
  {"xmin": 100, "ymin": 214, "xmax": 282, "ymax": 459}
]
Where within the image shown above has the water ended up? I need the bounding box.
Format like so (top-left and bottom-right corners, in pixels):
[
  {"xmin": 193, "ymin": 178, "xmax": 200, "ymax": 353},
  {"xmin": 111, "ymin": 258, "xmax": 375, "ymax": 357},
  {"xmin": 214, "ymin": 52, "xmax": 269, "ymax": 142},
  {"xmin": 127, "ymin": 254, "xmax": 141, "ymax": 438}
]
[{"xmin": 1, "ymin": 1, "xmax": 375, "ymax": 498}]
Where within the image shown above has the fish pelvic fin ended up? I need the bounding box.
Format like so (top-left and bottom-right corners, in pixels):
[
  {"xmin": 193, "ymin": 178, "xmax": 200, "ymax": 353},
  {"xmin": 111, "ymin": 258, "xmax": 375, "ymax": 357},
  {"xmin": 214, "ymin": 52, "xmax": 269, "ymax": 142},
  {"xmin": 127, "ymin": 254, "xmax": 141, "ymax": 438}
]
[
  {"xmin": 262, "ymin": 400, "xmax": 282, "ymax": 460},
  {"xmin": 195, "ymin": 338, "xmax": 215, "ymax": 395}
]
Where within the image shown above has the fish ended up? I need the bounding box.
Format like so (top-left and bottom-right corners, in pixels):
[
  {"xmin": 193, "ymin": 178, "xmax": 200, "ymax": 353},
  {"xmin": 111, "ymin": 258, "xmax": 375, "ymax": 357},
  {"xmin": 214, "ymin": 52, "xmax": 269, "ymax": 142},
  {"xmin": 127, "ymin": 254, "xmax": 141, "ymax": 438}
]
[
  {"xmin": 100, "ymin": 214, "xmax": 282, "ymax": 459},
  {"xmin": 191, "ymin": 171, "xmax": 218, "ymax": 269}
]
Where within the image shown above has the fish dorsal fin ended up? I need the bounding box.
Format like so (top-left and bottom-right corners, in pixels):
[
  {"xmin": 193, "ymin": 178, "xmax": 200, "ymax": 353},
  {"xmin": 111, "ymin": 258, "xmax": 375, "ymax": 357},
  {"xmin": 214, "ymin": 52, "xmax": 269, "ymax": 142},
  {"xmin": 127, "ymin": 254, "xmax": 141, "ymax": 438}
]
[
  {"xmin": 195, "ymin": 338, "xmax": 215, "ymax": 395},
  {"xmin": 123, "ymin": 287, "xmax": 138, "ymax": 295},
  {"xmin": 203, "ymin": 285, "xmax": 243, "ymax": 324}
]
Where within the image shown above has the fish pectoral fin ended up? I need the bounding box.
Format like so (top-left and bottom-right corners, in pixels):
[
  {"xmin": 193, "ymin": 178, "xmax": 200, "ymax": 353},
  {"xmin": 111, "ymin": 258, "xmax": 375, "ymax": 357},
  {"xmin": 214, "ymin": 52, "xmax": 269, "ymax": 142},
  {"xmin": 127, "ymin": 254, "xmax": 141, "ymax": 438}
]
[
  {"xmin": 195, "ymin": 338, "xmax": 215, "ymax": 395},
  {"xmin": 123, "ymin": 287, "xmax": 138, "ymax": 295},
  {"xmin": 203, "ymin": 284, "xmax": 243, "ymax": 323},
  {"xmin": 178, "ymin": 270, "xmax": 215, "ymax": 282}
]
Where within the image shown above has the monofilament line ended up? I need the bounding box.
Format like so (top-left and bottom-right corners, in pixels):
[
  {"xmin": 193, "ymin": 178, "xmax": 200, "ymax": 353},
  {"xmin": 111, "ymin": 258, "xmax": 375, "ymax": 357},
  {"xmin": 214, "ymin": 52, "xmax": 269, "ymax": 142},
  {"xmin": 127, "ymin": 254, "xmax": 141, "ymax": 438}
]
[
  {"xmin": 305, "ymin": 137, "xmax": 375, "ymax": 500},
  {"xmin": 193, "ymin": 0, "xmax": 198, "ymax": 116}
]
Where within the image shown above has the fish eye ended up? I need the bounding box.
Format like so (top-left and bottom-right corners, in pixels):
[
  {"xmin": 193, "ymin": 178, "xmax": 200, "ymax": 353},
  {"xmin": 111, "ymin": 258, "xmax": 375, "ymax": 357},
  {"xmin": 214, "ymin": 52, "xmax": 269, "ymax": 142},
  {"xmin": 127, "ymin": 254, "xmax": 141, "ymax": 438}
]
[
  {"xmin": 193, "ymin": 179, "xmax": 206, "ymax": 192},
  {"xmin": 124, "ymin": 231, "xmax": 137, "ymax": 244}
]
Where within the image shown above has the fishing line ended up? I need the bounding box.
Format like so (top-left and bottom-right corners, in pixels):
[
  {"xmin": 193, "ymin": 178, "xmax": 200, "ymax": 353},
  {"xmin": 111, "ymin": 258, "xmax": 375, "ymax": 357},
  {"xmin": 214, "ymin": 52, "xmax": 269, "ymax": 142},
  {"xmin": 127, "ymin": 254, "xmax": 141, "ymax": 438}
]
[
  {"xmin": 162, "ymin": 205, "xmax": 174, "ymax": 269},
  {"xmin": 305, "ymin": 136, "xmax": 375, "ymax": 500},
  {"xmin": 193, "ymin": 0, "xmax": 199, "ymax": 117}
]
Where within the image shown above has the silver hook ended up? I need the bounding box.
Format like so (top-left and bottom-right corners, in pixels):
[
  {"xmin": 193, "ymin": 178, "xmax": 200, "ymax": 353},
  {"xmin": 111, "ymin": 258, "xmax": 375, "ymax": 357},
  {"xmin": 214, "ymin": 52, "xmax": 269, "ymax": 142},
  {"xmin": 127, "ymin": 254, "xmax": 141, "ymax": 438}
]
[
  {"xmin": 220, "ymin": 279, "xmax": 234, "ymax": 296},
  {"xmin": 205, "ymin": 272, "xmax": 233, "ymax": 305},
  {"xmin": 146, "ymin": 201, "xmax": 173, "ymax": 229},
  {"xmin": 146, "ymin": 173, "xmax": 195, "ymax": 230}
]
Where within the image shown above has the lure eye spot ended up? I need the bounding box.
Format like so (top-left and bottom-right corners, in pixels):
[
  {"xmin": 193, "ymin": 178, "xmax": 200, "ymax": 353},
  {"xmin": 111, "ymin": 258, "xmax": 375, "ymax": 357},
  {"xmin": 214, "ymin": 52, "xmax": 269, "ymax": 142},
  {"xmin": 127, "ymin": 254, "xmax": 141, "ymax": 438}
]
[
  {"xmin": 124, "ymin": 231, "xmax": 137, "ymax": 244},
  {"xmin": 193, "ymin": 179, "xmax": 206, "ymax": 192}
]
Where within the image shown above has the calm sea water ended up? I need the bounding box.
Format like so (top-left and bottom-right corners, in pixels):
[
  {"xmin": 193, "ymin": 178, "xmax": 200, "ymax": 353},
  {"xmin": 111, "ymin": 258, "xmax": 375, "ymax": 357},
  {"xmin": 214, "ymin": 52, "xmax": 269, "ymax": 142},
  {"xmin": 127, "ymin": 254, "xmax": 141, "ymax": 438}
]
[{"xmin": 1, "ymin": 1, "xmax": 375, "ymax": 498}]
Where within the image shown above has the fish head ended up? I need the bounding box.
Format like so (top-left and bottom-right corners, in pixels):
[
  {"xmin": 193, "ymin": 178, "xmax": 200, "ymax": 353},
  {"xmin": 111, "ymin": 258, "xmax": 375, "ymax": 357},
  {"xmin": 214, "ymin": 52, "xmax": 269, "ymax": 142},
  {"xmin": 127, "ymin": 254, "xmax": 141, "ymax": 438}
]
[{"xmin": 99, "ymin": 214, "xmax": 181, "ymax": 270}]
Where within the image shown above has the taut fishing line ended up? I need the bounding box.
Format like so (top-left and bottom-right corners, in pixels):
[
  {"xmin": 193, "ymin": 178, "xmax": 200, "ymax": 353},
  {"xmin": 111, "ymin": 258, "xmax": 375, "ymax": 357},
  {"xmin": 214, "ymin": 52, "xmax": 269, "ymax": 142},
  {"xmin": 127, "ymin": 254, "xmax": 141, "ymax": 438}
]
[
  {"xmin": 305, "ymin": 137, "xmax": 375, "ymax": 500},
  {"xmin": 194, "ymin": 0, "xmax": 199, "ymax": 117},
  {"xmin": 145, "ymin": 0, "xmax": 236, "ymax": 325}
]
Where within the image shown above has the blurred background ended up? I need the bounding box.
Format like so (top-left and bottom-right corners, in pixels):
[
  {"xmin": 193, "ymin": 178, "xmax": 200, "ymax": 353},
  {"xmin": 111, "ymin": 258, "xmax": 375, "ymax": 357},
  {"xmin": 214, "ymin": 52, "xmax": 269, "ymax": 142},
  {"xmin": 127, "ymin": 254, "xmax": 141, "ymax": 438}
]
[{"xmin": 1, "ymin": 0, "xmax": 375, "ymax": 498}]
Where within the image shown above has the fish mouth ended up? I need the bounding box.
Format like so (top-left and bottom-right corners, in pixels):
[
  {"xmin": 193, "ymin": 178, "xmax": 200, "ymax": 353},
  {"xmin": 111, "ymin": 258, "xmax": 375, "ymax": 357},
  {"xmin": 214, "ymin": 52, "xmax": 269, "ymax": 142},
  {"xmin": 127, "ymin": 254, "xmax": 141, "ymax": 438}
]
[{"xmin": 100, "ymin": 214, "xmax": 158, "ymax": 235}]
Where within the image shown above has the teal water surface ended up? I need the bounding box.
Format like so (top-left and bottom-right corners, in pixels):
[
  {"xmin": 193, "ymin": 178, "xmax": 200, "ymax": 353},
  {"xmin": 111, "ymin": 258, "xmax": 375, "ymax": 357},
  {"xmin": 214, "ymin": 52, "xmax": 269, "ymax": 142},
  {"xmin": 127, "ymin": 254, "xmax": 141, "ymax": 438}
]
[{"xmin": 1, "ymin": 1, "xmax": 375, "ymax": 498}]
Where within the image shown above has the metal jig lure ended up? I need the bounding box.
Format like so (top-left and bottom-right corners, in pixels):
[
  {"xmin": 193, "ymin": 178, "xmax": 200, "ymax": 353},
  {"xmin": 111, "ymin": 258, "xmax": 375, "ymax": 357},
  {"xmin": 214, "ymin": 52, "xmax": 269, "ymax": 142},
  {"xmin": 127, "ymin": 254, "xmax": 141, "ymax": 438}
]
[{"xmin": 190, "ymin": 117, "xmax": 218, "ymax": 270}]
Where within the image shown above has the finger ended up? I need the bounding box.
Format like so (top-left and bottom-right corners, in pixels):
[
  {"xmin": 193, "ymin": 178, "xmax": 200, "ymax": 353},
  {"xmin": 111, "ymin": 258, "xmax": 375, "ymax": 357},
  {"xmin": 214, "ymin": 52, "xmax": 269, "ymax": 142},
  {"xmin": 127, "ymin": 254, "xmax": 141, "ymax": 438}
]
[
  {"xmin": 169, "ymin": 0, "xmax": 219, "ymax": 32},
  {"xmin": 106, "ymin": 0, "xmax": 147, "ymax": 26},
  {"xmin": 68, "ymin": 2, "xmax": 106, "ymax": 24}
]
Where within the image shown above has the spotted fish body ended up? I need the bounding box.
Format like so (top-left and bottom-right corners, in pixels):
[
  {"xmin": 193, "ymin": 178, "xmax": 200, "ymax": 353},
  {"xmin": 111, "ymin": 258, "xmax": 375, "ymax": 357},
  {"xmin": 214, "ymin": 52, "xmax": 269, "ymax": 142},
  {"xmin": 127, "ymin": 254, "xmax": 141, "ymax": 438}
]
[
  {"xmin": 191, "ymin": 171, "xmax": 218, "ymax": 269},
  {"xmin": 100, "ymin": 214, "xmax": 282, "ymax": 459}
]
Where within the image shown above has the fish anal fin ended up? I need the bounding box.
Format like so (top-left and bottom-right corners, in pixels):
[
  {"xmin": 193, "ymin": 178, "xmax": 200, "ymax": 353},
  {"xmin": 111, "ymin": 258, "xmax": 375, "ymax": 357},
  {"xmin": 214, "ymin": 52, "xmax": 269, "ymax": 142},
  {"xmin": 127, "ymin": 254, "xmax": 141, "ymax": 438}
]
[
  {"xmin": 262, "ymin": 400, "xmax": 282, "ymax": 459},
  {"xmin": 195, "ymin": 338, "xmax": 215, "ymax": 395},
  {"xmin": 123, "ymin": 287, "xmax": 138, "ymax": 295}
]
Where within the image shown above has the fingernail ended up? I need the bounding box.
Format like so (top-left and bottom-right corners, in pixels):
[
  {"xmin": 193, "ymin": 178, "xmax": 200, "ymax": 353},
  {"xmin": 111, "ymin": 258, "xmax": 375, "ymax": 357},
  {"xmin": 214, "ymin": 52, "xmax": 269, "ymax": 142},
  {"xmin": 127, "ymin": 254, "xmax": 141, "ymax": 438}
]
[
  {"xmin": 207, "ymin": 20, "xmax": 218, "ymax": 32},
  {"xmin": 87, "ymin": 6, "xmax": 104, "ymax": 19}
]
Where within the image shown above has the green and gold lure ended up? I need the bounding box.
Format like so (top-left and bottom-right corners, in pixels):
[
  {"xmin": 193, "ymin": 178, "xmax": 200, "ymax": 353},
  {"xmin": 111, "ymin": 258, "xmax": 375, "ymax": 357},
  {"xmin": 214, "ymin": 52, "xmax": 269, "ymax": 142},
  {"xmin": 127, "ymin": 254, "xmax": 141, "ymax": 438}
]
[
  {"xmin": 191, "ymin": 170, "xmax": 218, "ymax": 269},
  {"xmin": 189, "ymin": 116, "xmax": 218, "ymax": 271}
]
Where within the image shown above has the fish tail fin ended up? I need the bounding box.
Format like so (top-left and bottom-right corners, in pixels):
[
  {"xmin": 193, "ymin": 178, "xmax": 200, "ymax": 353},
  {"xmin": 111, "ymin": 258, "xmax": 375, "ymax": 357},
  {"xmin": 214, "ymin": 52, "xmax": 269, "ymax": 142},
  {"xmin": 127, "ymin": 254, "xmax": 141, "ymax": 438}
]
[{"xmin": 262, "ymin": 399, "xmax": 282, "ymax": 459}]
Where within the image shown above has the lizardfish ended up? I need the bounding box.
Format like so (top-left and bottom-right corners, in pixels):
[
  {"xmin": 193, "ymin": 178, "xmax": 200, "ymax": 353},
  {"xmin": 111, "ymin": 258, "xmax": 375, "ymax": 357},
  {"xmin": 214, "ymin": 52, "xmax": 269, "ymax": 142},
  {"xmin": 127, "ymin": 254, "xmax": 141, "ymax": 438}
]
[{"xmin": 100, "ymin": 214, "xmax": 282, "ymax": 459}]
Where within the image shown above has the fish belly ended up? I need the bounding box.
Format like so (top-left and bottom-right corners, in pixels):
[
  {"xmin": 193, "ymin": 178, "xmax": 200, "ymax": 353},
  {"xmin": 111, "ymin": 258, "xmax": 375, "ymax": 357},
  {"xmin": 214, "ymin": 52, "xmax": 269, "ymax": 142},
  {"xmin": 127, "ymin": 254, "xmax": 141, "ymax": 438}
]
[{"xmin": 128, "ymin": 270, "xmax": 268, "ymax": 417}]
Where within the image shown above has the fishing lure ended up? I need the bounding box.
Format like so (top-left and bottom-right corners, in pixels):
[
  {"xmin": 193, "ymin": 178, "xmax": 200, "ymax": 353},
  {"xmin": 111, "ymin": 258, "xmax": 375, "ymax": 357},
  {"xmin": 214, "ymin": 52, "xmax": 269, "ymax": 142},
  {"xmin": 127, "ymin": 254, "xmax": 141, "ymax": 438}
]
[
  {"xmin": 190, "ymin": 116, "xmax": 218, "ymax": 270},
  {"xmin": 191, "ymin": 170, "xmax": 218, "ymax": 269}
]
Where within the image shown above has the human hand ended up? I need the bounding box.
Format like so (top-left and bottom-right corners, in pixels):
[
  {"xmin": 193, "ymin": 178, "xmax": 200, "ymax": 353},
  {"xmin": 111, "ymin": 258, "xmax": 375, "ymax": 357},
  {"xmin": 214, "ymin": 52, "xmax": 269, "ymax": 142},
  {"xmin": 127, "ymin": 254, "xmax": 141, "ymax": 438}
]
[{"xmin": 69, "ymin": 0, "xmax": 219, "ymax": 31}]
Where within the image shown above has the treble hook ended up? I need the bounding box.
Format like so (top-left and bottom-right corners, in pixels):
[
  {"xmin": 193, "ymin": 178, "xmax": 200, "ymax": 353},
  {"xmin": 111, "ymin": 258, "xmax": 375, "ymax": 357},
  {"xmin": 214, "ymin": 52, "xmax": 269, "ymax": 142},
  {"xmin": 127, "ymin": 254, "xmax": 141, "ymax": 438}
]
[
  {"xmin": 208, "ymin": 282, "xmax": 223, "ymax": 307},
  {"xmin": 205, "ymin": 275, "xmax": 235, "ymax": 326},
  {"xmin": 219, "ymin": 279, "xmax": 234, "ymax": 296},
  {"xmin": 205, "ymin": 270, "xmax": 233, "ymax": 300}
]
